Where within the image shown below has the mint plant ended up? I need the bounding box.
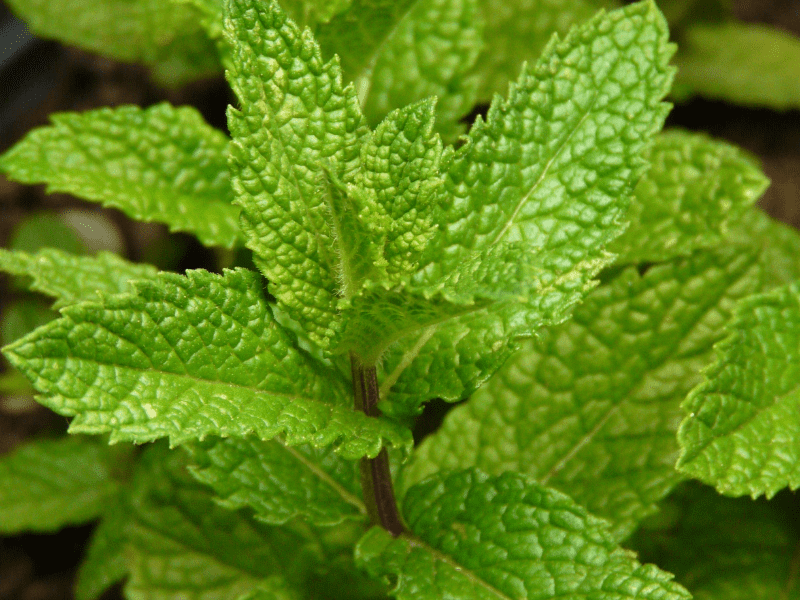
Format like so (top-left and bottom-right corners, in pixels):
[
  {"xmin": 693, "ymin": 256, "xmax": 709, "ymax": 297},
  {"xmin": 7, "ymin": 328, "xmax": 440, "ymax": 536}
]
[{"xmin": 1, "ymin": 0, "xmax": 800, "ymax": 599}]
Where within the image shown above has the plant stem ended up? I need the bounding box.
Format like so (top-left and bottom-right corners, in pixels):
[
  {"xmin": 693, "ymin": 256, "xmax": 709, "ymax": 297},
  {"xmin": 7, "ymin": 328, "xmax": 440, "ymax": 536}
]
[{"xmin": 351, "ymin": 353, "xmax": 405, "ymax": 536}]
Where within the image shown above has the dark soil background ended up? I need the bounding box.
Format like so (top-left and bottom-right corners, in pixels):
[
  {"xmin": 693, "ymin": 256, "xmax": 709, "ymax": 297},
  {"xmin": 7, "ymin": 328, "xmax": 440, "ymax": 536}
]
[{"xmin": 0, "ymin": 0, "xmax": 799, "ymax": 598}]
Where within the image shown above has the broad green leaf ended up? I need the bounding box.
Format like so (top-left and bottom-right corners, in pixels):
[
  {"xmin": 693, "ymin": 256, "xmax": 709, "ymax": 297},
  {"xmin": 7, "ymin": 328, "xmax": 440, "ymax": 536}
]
[
  {"xmin": 677, "ymin": 280, "xmax": 800, "ymax": 497},
  {"xmin": 474, "ymin": 0, "xmax": 620, "ymax": 101},
  {"xmin": 0, "ymin": 248, "xmax": 159, "ymax": 309},
  {"xmin": 3, "ymin": 268, "xmax": 411, "ymax": 458},
  {"xmin": 357, "ymin": 469, "xmax": 691, "ymax": 600},
  {"xmin": 673, "ymin": 22, "xmax": 800, "ymax": 109},
  {"xmin": 630, "ymin": 483, "xmax": 800, "ymax": 600},
  {"xmin": 0, "ymin": 104, "xmax": 240, "ymax": 248},
  {"xmin": 729, "ymin": 208, "xmax": 800, "ymax": 288},
  {"xmin": 75, "ymin": 492, "xmax": 132, "ymax": 600},
  {"xmin": 226, "ymin": 0, "xmax": 369, "ymax": 347},
  {"xmin": 185, "ymin": 436, "xmax": 366, "ymax": 525},
  {"xmin": 3, "ymin": 0, "xmax": 220, "ymax": 86},
  {"xmin": 353, "ymin": 0, "xmax": 482, "ymax": 139},
  {"xmin": 610, "ymin": 129, "xmax": 768, "ymax": 264},
  {"xmin": 0, "ymin": 436, "xmax": 120, "ymax": 533},
  {"xmin": 403, "ymin": 246, "xmax": 770, "ymax": 540},
  {"xmin": 379, "ymin": 0, "xmax": 675, "ymax": 413}
]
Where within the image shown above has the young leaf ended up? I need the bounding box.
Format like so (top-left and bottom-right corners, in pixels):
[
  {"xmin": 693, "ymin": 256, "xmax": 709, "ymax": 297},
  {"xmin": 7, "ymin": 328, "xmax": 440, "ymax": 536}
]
[
  {"xmin": 673, "ymin": 22, "xmax": 800, "ymax": 109},
  {"xmin": 3, "ymin": 268, "xmax": 411, "ymax": 458},
  {"xmin": 630, "ymin": 483, "xmax": 800, "ymax": 600},
  {"xmin": 380, "ymin": 0, "xmax": 676, "ymax": 413},
  {"xmin": 185, "ymin": 436, "xmax": 366, "ymax": 526},
  {"xmin": 609, "ymin": 129, "xmax": 769, "ymax": 264},
  {"xmin": 677, "ymin": 280, "xmax": 800, "ymax": 498},
  {"xmin": 0, "ymin": 248, "xmax": 159, "ymax": 309},
  {"xmin": 403, "ymin": 246, "xmax": 769, "ymax": 540},
  {"xmin": 357, "ymin": 469, "xmax": 691, "ymax": 600},
  {"xmin": 226, "ymin": 0, "xmax": 369, "ymax": 346},
  {"xmin": 473, "ymin": 0, "xmax": 620, "ymax": 101},
  {"xmin": 0, "ymin": 104, "xmax": 241, "ymax": 248},
  {"xmin": 3, "ymin": 0, "xmax": 220, "ymax": 85},
  {"xmin": 0, "ymin": 436, "xmax": 120, "ymax": 533}
]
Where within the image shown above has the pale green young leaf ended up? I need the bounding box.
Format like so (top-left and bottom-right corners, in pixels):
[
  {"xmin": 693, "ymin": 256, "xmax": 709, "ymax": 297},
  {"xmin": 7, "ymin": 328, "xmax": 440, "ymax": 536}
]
[
  {"xmin": 125, "ymin": 446, "xmax": 333, "ymax": 600},
  {"xmin": 0, "ymin": 104, "xmax": 241, "ymax": 248},
  {"xmin": 353, "ymin": 0, "xmax": 482, "ymax": 139},
  {"xmin": 75, "ymin": 493, "xmax": 131, "ymax": 600},
  {"xmin": 403, "ymin": 246, "xmax": 769, "ymax": 540},
  {"xmin": 474, "ymin": 0, "xmax": 620, "ymax": 101},
  {"xmin": 378, "ymin": 0, "xmax": 675, "ymax": 412},
  {"xmin": 630, "ymin": 483, "xmax": 800, "ymax": 600},
  {"xmin": 3, "ymin": 268, "xmax": 411, "ymax": 458},
  {"xmin": 357, "ymin": 469, "xmax": 691, "ymax": 600},
  {"xmin": 677, "ymin": 280, "xmax": 800, "ymax": 498},
  {"xmin": 673, "ymin": 22, "xmax": 800, "ymax": 109},
  {"xmin": 0, "ymin": 248, "xmax": 159, "ymax": 309},
  {"xmin": 185, "ymin": 436, "xmax": 366, "ymax": 526},
  {"xmin": 3, "ymin": 0, "xmax": 220, "ymax": 86},
  {"xmin": 610, "ymin": 129, "xmax": 768, "ymax": 264},
  {"xmin": 729, "ymin": 208, "xmax": 800, "ymax": 288},
  {"xmin": 226, "ymin": 0, "xmax": 369, "ymax": 346},
  {"xmin": 0, "ymin": 436, "xmax": 120, "ymax": 533}
]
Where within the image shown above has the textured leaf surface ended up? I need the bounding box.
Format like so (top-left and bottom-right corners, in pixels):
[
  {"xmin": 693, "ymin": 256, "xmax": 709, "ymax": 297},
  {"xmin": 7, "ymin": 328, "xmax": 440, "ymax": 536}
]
[
  {"xmin": 186, "ymin": 436, "xmax": 366, "ymax": 525},
  {"xmin": 474, "ymin": 0, "xmax": 619, "ymax": 101},
  {"xmin": 729, "ymin": 208, "xmax": 800, "ymax": 288},
  {"xmin": 226, "ymin": 0, "xmax": 369, "ymax": 346},
  {"xmin": 673, "ymin": 22, "xmax": 800, "ymax": 108},
  {"xmin": 630, "ymin": 483, "xmax": 800, "ymax": 600},
  {"xmin": 357, "ymin": 469, "xmax": 691, "ymax": 600},
  {"xmin": 3, "ymin": 268, "xmax": 411, "ymax": 458},
  {"xmin": 610, "ymin": 129, "xmax": 768, "ymax": 264},
  {"xmin": 404, "ymin": 247, "xmax": 769, "ymax": 540},
  {"xmin": 4, "ymin": 0, "xmax": 219, "ymax": 85},
  {"xmin": 379, "ymin": 0, "xmax": 675, "ymax": 413},
  {"xmin": 677, "ymin": 280, "xmax": 800, "ymax": 497},
  {"xmin": 0, "ymin": 104, "xmax": 240, "ymax": 248},
  {"xmin": 0, "ymin": 248, "xmax": 159, "ymax": 309},
  {"xmin": 0, "ymin": 436, "xmax": 119, "ymax": 533},
  {"xmin": 75, "ymin": 493, "xmax": 131, "ymax": 600}
]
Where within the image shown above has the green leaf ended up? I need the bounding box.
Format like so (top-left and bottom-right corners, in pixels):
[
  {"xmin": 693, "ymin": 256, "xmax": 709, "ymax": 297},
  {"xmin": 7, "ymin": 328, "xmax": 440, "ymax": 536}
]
[
  {"xmin": 0, "ymin": 248, "xmax": 159, "ymax": 309},
  {"xmin": 610, "ymin": 129, "xmax": 768, "ymax": 264},
  {"xmin": 3, "ymin": 268, "xmax": 411, "ymax": 458},
  {"xmin": 0, "ymin": 436, "xmax": 120, "ymax": 533},
  {"xmin": 357, "ymin": 469, "xmax": 691, "ymax": 600},
  {"xmin": 474, "ymin": 0, "xmax": 620, "ymax": 101},
  {"xmin": 403, "ymin": 246, "xmax": 770, "ymax": 540},
  {"xmin": 185, "ymin": 436, "xmax": 366, "ymax": 525},
  {"xmin": 630, "ymin": 483, "xmax": 800, "ymax": 600},
  {"xmin": 729, "ymin": 209, "xmax": 800, "ymax": 288},
  {"xmin": 8, "ymin": 212, "xmax": 87, "ymax": 255},
  {"xmin": 0, "ymin": 299, "xmax": 56, "ymax": 346},
  {"xmin": 280, "ymin": 0, "xmax": 352, "ymax": 25},
  {"xmin": 352, "ymin": 0, "xmax": 483, "ymax": 139},
  {"xmin": 4, "ymin": 0, "xmax": 220, "ymax": 86},
  {"xmin": 75, "ymin": 492, "xmax": 132, "ymax": 600},
  {"xmin": 379, "ymin": 0, "xmax": 676, "ymax": 413},
  {"xmin": 125, "ymin": 445, "xmax": 338, "ymax": 600},
  {"xmin": 0, "ymin": 104, "xmax": 240, "ymax": 248},
  {"xmin": 673, "ymin": 22, "xmax": 800, "ymax": 109},
  {"xmin": 677, "ymin": 280, "xmax": 800, "ymax": 498},
  {"xmin": 226, "ymin": 0, "xmax": 369, "ymax": 347}
]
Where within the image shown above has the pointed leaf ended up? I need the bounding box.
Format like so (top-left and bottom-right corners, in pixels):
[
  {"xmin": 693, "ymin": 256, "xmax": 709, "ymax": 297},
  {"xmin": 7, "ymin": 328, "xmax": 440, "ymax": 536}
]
[
  {"xmin": 677, "ymin": 280, "xmax": 800, "ymax": 498},
  {"xmin": 673, "ymin": 22, "xmax": 800, "ymax": 109},
  {"xmin": 610, "ymin": 129, "xmax": 769, "ymax": 264},
  {"xmin": 226, "ymin": 0, "xmax": 369, "ymax": 346},
  {"xmin": 3, "ymin": 268, "xmax": 411, "ymax": 459},
  {"xmin": 185, "ymin": 436, "xmax": 366, "ymax": 525},
  {"xmin": 357, "ymin": 469, "xmax": 691, "ymax": 600},
  {"xmin": 0, "ymin": 104, "xmax": 240, "ymax": 248},
  {"xmin": 0, "ymin": 248, "xmax": 159, "ymax": 309},
  {"xmin": 403, "ymin": 246, "xmax": 770, "ymax": 540},
  {"xmin": 3, "ymin": 0, "xmax": 220, "ymax": 86},
  {"xmin": 0, "ymin": 436, "xmax": 120, "ymax": 533}
]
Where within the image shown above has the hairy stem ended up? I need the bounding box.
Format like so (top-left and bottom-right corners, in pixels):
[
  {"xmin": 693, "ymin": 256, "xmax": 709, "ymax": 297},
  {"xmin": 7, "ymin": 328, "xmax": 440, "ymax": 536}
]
[{"xmin": 351, "ymin": 353, "xmax": 405, "ymax": 536}]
